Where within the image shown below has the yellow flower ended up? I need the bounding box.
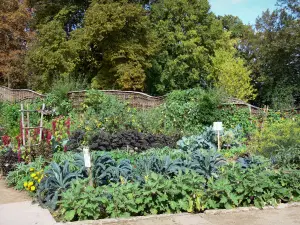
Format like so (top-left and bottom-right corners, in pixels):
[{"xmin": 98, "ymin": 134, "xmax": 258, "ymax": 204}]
[
  {"xmin": 34, "ymin": 176, "xmax": 38, "ymax": 180},
  {"xmin": 29, "ymin": 168, "xmax": 34, "ymax": 172},
  {"xmin": 24, "ymin": 182, "xmax": 28, "ymax": 187},
  {"xmin": 30, "ymin": 186, "xmax": 36, "ymax": 191},
  {"xmin": 28, "ymin": 181, "xmax": 34, "ymax": 187},
  {"xmin": 36, "ymin": 172, "xmax": 40, "ymax": 175},
  {"xmin": 144, "ymin": 175, "xmax": 149, "ymax": 182},
  {"xmin": 38, "ymin": 179, "xmax": 41, "ymax": 183},
  {"xmin": 31, "ymin": 173, "xmax": 36, "ymax": 178}
]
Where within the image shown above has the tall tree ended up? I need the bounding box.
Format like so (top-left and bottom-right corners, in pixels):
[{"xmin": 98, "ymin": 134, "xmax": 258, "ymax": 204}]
[
  {"xmin": 26, "ymin": 0, "xmax": 158, "ymax": 91},
  {"xmin": 146, "ymin": 0, "xmax": 224, "ymax": 95},
  {"xmin": 247, "ymin": 0, "xmax": 300, "ymax": 108},
  {"xmin": 0, "ymin": 0, "xmax": 32, "ymax": 88},
  {"xmin": 208, "ymin": 33, "xmax": 256, "ymax": 101}
]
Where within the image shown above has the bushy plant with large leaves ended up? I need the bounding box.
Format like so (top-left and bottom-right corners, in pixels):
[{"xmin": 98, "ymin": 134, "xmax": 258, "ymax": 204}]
[
  {"xmin": 37, "ymin": 161, "xmax": 84, "ymax": 210},
  {"xmin": 58, "ymin": 179, "xmax": 108, "ymax": 222},
  {"xmin": 93, "ymin": 154, "xmax": 132, "ymax": 186},
  {"xmin": 133, "ymin": 155, "xmax": 186, "ymax": 182},
  {"xmin": 105, "ymin": 172, "xmax": 206, "ymax": 218},
  {"xmin": 177, "ymin": 126, "xmax": 217, "ymax": 151},
  {"xmin": 190, "ymin": 149, "xmax": 226, "ymax": 180}
]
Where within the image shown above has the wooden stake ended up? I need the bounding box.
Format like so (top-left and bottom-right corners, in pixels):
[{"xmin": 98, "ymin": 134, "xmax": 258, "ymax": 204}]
[
  {"xmin": 39, "ymin": 104, "xmax": 45, "ymax": 143},
  {"xmin": 26, "ymin": 104, "xmax": 31, "ymax": 150},
  {"xmin": 217, "ymin": 130, "xmax": 221, "ymax": 151},
  {"xmin": 21, "ymin": 104, "xmax": 26, "ymax": 146}
]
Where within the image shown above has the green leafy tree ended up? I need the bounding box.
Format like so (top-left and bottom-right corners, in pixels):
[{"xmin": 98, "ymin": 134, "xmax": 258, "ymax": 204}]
[
  {"xmin": 246, "ymin": 0, "xmax": 300, "ymax": 108},
  {"xmin": 146, "ymin": 0, "xmax": 224, "ymax": 94},
  {"xmin": 209, "ymin": 34, "xmax": 256, "ymax": 101},
  {"xmin": 26, "ymin": 0, "xmax": 158, "ymax": 91},
  {"xmin": 25, "ymin": 20, "xmax": 79, "ymax": 91}
]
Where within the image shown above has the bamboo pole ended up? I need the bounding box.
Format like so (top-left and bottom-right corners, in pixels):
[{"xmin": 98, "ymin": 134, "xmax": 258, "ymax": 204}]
[
  {"xmin": 27, "ymin": 104, "xmax": 31, "ymax": 154},
  {"xmin": 21, "ymin": 104, "xmax": 26, "ymax": 146},
  {"xmin": 39, "ymin": 104, "xmax": 45, "ymax": 143}
]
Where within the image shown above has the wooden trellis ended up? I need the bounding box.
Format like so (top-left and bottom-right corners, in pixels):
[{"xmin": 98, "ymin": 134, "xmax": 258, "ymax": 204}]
[{"xmin": 20, "ymin": 103, "xmax": 45, "ymax": 147}]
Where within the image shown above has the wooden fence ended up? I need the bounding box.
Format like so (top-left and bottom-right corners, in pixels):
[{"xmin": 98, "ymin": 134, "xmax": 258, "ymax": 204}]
[
  {"xmin": 0, "ymin": 86, "xmax": 45, "ymax": 102},
  {"xmin": 0, "ymin": 86, "xmax": 275, "ymax": 113},
  {"xmin": 68, "ymin": 90, "xmax": 164, "ymax": 109}
]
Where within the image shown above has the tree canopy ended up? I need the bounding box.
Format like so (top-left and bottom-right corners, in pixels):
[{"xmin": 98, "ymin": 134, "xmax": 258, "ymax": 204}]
[{"xmin": 1, "ymin": 0, "xmax": 299, "ymax": 107}]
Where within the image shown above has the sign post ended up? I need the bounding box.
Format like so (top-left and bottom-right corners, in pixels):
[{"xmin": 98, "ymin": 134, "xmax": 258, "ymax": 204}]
[
  {"xmin": 213, "ymin": 122, "xmax": 223, "ymax": 151},
  {"xmin": 83, "ymin": 146, "xmax": 93, "ymax": 186}
]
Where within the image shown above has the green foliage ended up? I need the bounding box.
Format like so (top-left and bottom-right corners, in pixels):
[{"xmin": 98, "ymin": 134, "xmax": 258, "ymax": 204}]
[
  {"xmin": 0, "ymin": 102, "xmax": 20, "ymax": 137},
  {"xmin": 5, "ymin": 157, "xmax": 45, "ymax": 190},
  {"xmin": 221, "ymin": 125, "xmax": 245, "ymax": 149},
  {"xmin": 273, "ymin": 145, "xmax": 300, "ymax": 169},
  {"xmin": 204, "ymin": 164, "xmax": 300, "ymax": 209},
  {"xmin": 190, "ymin": 149, "xmax": 226, "ymax": 180},
  {"xmin": 221, "ymin": 146, "xmax": 247, "ymax": 159},
  {"xmin": 216, "ymin": 105, "xmax": 256, "ymax": 137},
  {"xmin": 25, "ymin": 20, "xmax": 79, "ymax": 91},
  {"xmin": 247, "ymin": 0, "xmax": 300, "ymax": 107},
  {"xmin": 249, "ymin": 118, "xmax": 300, "ymax": 156},
  {"xmin": 177, "ymin": 126, "xmax": 217, "ymax": 151},
  {"xmin": 133, "ymin": 155, "xmax": 185, "ymax": 182},
  {"xmin": 82, "ymin": 90, "xmax": 128, "ymax": 133},
  {"xmin": 93, "ymin": 154, "xmax": 132, "ymax": 186},
  {"xmin": 105, "ymin": 172, "xmax": 206, "ymax": 217},
  {"xmin": 58, "ymin": 179, "xmax": 108, "ymax": 221},
  {"xmin": 164, "ymin": 88, "xmax": 222, "ymax": 135},
  {"xmin": 37, "ymin": 161, "xmax": 84, "ymax": 210},
  {"xmin": 147, "ymin": 0, "xmax": 224, "ymax": 94},
  {"xmin": 209, "ymin": 37, "xmax": 256, "ymax": 101}
]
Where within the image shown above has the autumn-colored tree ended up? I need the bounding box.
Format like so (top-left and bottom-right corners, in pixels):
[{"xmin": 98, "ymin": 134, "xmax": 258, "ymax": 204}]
[{"xmin": 0, "ymin": 0, "xmax": 32, "ymax": 88}]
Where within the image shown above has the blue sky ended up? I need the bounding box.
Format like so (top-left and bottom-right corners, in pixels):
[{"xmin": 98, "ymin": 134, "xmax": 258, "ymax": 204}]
[{"xmin": 209, "ymin": 0, "xmax": 278, "ymax": 25}]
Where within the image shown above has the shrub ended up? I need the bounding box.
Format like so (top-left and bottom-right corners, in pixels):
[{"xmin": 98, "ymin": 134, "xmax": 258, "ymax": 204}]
[
  {"xmin": 216, "ymin": 105, "xmax": 256, "ymax": 138},
  {"xmin": 82, "ymin": 90, "xmax": 128, "ymax": 133},
  {"xmin": 249, "ymin": 118, "xmax": 300, "ymax": 156},
  {"xmin": 0, "ymin": 102, "xmax": 20, "ymax": 137},
  {"xmin": 273, "ymin": 145, "xmax": 300, "ymax": 169},
  {"xmin": 164, "ymin": 88, "xmax": 222, "ymax": 135}
]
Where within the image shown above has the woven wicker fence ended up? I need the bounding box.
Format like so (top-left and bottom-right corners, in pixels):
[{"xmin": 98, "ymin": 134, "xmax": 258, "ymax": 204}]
[
  {"xmin": 0, "ymin": 86, "xmax": 45, "ymax": 102},
  {"xmin": 0, "ymin": 86, "xmax": 266, "ymax": 113},
  {"xmin": 68, "ymin": 90, "xmax": 165, "ymax": 109}
]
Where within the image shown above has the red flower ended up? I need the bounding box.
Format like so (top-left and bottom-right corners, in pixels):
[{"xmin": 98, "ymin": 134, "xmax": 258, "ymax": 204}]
[
  {"xmin": 47, "ymin": 130, "xmax": 52, "ymax": 144},
  {"xmin": 65, "ymin": 118, "xmax": 71, "ymax": 137},
  {"xmin": 52, "ymin": 119, "xmax": 57, "ymax": 133},
  {"xmin": 2, "ymin": 135, "xmax": 11, "ymax": 146}
]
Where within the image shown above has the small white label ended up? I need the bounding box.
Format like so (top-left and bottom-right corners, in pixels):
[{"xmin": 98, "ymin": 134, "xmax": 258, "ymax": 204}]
[
  {"xmin": 83, "ymin": 147, "xmax": 91, "ymax": 168},
  {"xmin": 213, "ymin": 122, "xmax": 223, "ymax": 131}
]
